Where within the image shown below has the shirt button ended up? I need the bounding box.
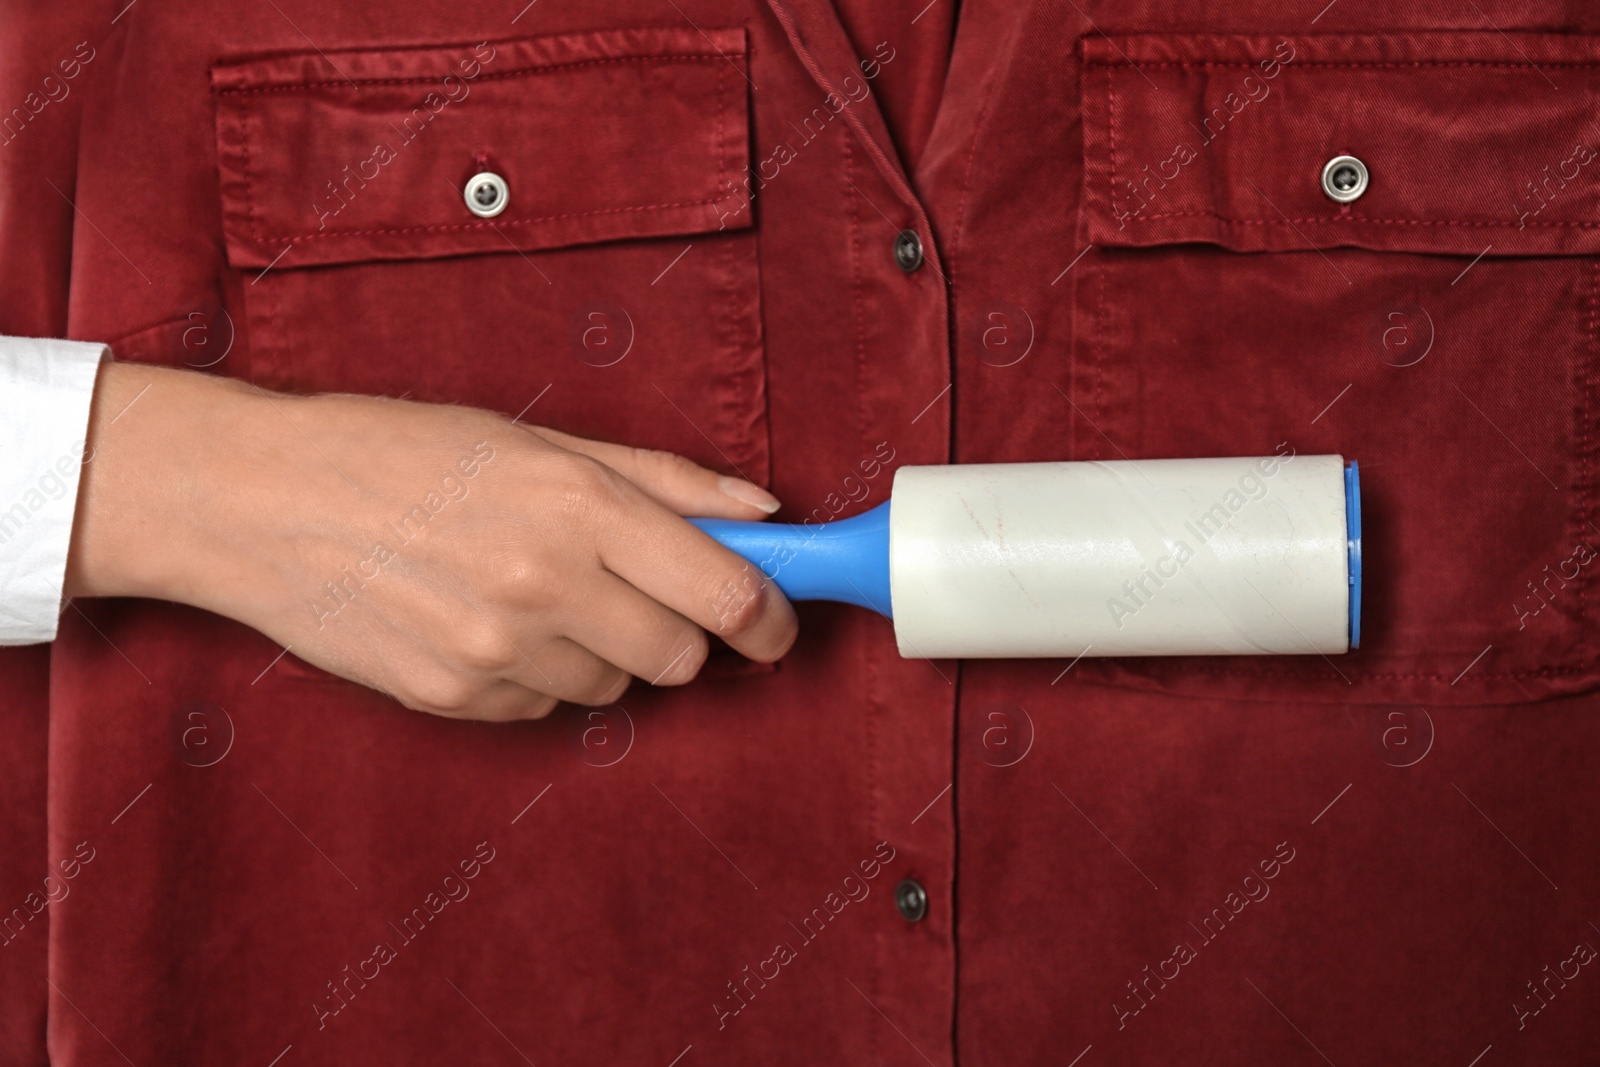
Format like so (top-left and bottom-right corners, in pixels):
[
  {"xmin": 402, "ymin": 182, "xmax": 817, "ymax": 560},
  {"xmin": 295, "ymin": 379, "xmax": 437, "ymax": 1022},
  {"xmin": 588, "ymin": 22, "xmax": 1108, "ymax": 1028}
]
[
  {"xmin": 464, "ymin": 171, "xmax": 510, "ymax": 218},
  {"xmin": 895, "ymin": 878, "xmax": 927, "ymax": 922},
  {"xmin": 1321, "ymin": 155, "xmax": 1368, "ymax": 203},
  {"xmin": 893, "ymin": 228, "xmax": 924, "ymax": 272}
]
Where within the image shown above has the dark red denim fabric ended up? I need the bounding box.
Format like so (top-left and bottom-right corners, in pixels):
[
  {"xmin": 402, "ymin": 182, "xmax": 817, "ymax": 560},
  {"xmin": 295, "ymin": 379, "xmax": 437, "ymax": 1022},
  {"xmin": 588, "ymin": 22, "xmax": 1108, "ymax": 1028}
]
[{"xmin": 4, "ymin": 0, "xmax": 1600, "ymax": 1064}]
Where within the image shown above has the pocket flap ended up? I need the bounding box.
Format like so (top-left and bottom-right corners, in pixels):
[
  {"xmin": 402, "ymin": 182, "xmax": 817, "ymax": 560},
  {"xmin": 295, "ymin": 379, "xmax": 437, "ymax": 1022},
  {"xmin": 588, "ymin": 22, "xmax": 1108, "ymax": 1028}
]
[
  {"xmin": 211, "ymin": 28, "xmax": 750, "ymax": 269},
  {"xmin": 1080, "ymin": 33, "xmax": 1600, "ymax": 256}
]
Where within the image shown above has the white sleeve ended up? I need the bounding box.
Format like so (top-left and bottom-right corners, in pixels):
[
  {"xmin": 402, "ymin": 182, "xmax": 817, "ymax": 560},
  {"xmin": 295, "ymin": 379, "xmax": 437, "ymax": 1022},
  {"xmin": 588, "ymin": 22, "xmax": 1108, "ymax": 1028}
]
[{"xmin": 0, "ymin": 337, "xmax": 111, "ymax": 644}]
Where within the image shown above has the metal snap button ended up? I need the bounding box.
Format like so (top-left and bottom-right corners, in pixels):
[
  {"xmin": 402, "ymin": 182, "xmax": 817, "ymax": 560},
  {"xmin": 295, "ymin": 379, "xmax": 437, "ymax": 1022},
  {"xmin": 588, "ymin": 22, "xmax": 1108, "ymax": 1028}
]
[
  {"xmin": 464, "ymin": 171, "xmax": 509, "ymax": 218},
  {"xmin": 895, "ymin": 878, "xmax": 927, "ymax": 922},
  {"xmin": 1321, "ymin": 155, "xmax": 1368, "ymax": 204},
  {"xmin": 893, "ymin": 228, "xmax": 924, "ymax": 272}
]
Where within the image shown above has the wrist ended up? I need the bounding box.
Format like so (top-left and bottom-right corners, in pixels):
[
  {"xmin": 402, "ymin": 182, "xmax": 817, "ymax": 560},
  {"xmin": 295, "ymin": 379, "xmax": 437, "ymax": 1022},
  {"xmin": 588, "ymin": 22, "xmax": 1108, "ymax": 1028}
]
[{"xmin": 65, "ymin": 362, "xmax": 274, "ymax": 607}]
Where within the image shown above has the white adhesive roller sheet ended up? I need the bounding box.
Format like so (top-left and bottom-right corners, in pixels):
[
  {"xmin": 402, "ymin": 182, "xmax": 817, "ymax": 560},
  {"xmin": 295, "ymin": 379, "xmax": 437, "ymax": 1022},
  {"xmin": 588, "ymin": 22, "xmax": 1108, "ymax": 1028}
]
[{"xmin": 887, "ymin": 453, "xmax": 1352, "ymax": 658}]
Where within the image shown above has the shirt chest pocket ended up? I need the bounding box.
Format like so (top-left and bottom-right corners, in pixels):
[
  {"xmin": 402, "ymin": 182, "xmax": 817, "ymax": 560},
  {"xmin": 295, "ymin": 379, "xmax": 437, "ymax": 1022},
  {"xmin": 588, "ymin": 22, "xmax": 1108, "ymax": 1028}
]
[
  {"xmin": 210, "ymin": 27, "xmax": 768, "ymax": 483},
  {"xmin": 1069, "ymin": 32, "xmax": 1600, "ymax": 705}
]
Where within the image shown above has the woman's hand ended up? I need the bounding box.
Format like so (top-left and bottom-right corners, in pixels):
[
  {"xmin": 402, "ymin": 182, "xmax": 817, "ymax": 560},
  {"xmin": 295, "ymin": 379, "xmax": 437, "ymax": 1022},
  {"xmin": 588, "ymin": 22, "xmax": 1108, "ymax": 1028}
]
[{"xmin": 66, "ymin": 362, "xmax": 798, "ymax": 720}]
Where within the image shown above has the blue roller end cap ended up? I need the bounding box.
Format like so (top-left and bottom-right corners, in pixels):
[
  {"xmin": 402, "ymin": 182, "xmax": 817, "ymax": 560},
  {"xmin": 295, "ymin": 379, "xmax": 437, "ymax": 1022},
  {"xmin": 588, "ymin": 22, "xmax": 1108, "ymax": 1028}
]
[{"xmin": 1345, "ymin": 460, "xmax": 1362, "ymax": 650}]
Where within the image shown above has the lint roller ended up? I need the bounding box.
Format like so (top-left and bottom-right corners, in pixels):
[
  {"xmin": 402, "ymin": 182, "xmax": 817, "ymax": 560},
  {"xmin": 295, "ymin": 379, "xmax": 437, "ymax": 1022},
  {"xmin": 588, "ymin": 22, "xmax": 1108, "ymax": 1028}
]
[{"xmin": 690, "ymin": 454, "xmax": 1362, "ymax": 658}]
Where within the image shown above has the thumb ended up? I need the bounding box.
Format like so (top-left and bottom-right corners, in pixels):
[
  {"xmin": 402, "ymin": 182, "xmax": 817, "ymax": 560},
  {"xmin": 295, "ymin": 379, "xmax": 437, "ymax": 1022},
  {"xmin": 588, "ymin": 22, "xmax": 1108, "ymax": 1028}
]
[{"xmin": 520, "ymin": 425, "xmax": 781, "ymax": 519}]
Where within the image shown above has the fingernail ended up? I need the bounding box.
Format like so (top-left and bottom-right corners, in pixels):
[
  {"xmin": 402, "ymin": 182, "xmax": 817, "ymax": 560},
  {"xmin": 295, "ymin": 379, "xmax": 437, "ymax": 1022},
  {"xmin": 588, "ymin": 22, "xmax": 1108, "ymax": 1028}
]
[{"xmin": 718, "ymin": 475, "xmax": 781, "ymax": 514}]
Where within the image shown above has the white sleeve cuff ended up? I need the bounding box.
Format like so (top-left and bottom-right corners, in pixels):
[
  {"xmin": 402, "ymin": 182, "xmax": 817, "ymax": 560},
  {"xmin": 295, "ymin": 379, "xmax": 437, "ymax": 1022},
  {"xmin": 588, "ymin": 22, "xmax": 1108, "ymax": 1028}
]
[{"xmin": 0, "ymin": 337, "xmax": 112, "ymax": 644}]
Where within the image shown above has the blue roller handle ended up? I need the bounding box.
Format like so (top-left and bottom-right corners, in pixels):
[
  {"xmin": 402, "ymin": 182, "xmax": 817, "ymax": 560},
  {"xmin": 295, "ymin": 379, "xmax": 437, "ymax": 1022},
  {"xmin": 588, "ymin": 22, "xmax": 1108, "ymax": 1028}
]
[{"xmin": 689, "ymin": 501, "xmax": 893, "ymax": 617}]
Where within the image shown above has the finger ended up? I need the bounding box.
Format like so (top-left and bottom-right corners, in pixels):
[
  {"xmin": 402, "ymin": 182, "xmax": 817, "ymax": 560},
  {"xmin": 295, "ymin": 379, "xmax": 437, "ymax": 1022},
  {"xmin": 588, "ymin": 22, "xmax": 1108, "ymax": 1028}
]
[
  {"xmin": 560, "ymin": 571, "xmax": 709, "ymax": 686},
  {"xmin": 501, "ymin": 635, "xmax": 632, "ymax": 706},
  {"xmin": 587, "ymin": 475, "xmax": 799, "ymax": 664},
  {"xmin": 524, "ymin": 425, "xmax": 780, "ymax": 519},
  {"xmin": 475, "ymin": 680, "xmax": 561, "ymax": 722},
  {"xmin": 416, "ymin": 679, "xmax": 558, "ymax": 723},
  {"xmin": 427, "ymin": 570, "xmax": 630, "ymax": 706}
]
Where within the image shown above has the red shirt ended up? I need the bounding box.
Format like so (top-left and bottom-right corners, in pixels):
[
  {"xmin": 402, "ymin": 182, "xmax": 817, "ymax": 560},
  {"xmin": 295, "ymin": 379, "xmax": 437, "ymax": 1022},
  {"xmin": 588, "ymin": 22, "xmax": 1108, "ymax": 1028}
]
[{"xmin": 3, "ymin": 1, "xmax": 1599, "ymax": 1063}]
